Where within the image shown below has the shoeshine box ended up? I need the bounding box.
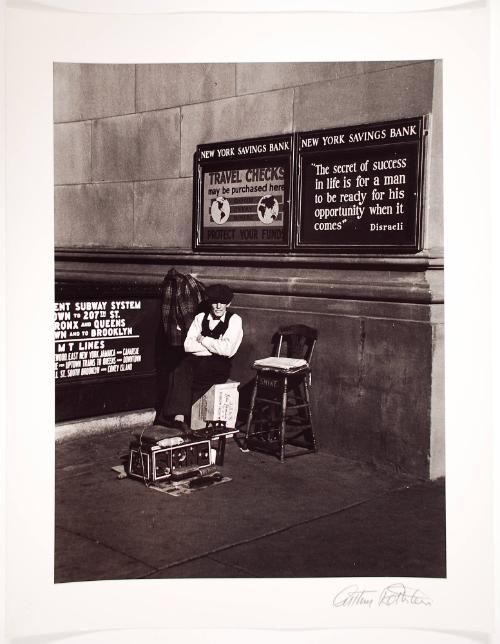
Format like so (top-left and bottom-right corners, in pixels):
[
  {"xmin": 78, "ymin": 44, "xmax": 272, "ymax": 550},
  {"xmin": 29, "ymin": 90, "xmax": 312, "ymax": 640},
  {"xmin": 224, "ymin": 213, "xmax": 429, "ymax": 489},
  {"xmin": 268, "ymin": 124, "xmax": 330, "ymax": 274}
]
[{"xmin": 191, "ymin": 381, "xmax": 239, "ymax": 430}]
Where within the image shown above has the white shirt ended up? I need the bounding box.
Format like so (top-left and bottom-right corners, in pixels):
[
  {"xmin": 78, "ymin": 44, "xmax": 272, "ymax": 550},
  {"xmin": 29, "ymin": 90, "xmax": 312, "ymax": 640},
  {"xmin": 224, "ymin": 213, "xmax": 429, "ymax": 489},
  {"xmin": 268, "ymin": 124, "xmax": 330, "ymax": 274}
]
[{"xmin": 184, "ymin": 311, "xmax": 243, "ymax": 358}]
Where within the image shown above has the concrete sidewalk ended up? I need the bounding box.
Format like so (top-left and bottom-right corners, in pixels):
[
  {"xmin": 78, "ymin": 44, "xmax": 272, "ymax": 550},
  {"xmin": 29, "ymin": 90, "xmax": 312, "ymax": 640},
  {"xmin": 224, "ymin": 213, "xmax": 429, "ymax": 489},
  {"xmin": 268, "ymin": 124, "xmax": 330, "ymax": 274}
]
[{"xmin": 55, "ymin": 428, "xmax": 446, "ymax": 582}]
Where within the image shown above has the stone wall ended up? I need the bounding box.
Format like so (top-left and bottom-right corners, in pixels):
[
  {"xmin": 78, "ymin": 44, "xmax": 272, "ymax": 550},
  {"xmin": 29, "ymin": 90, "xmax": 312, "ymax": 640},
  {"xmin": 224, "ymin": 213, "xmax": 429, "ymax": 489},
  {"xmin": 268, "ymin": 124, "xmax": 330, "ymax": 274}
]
[
  {"xmin": 54, "ymin": 61, "xmax": 444, "ymax": 479},
  {"xmin": 54, "ymin": 61, "xmax": 441, "ymax": 251}
]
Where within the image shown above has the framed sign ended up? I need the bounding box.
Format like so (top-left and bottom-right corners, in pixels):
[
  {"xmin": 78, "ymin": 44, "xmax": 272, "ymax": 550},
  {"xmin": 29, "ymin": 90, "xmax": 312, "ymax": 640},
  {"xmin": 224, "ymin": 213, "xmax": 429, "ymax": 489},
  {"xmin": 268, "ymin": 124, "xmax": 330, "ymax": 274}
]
[
  {"xmin": 54, "ymin": 296, "xmax": 151, "ymax": 382},
  {"xmin": 54, "ymin": 283, "xmax": 160, "ymax": 422},
  {"xmin": 295, "ymin": 117, "xmax": 427, "ymax": 253},
  {"xmin": 194, "ymin": 134, "xmax": 294, "ymax": 252}
]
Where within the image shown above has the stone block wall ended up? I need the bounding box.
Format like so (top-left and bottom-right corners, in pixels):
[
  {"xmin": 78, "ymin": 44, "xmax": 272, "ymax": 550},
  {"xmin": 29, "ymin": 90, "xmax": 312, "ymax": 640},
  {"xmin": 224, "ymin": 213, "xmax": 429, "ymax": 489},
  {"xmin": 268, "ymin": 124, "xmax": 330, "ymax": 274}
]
[
  {"xmin": 54, "ymin": 61, "xmax": 444, "ymax": 480},
  {"xmin": 54, "ymin": 61, "xmax": 441, "ymax": 251}
]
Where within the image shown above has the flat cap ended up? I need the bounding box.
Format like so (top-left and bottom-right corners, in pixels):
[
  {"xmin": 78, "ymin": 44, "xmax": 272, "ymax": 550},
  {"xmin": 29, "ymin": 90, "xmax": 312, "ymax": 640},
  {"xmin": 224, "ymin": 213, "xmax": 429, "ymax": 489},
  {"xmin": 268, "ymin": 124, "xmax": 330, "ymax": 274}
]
[{"xmin": 205, "ymin": 283, "xmax": 233, "ymax": 304}]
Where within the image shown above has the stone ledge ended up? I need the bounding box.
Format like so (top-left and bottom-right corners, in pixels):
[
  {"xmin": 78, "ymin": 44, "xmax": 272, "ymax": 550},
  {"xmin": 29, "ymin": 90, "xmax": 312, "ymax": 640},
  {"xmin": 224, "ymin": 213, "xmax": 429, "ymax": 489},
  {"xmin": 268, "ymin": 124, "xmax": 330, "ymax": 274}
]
[
  {"xmin": 55, "ymin": 247, "xmax": 444, "ymax": 270},
  {"xmin": 55, "ymin": 260, "xmax": 443, "ymax": 305},
  {"xmin": 55, "ymin": 409, "xmax": 156, "ymax": 443}
]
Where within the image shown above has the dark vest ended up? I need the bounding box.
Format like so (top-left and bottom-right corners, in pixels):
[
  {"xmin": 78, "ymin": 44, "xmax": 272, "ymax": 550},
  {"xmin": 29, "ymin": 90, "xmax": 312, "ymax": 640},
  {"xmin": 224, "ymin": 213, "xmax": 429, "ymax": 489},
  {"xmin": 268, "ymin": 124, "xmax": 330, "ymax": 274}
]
[{"xmin": 201, "ymin": 311, "xmax": 233, "ymax": 339}]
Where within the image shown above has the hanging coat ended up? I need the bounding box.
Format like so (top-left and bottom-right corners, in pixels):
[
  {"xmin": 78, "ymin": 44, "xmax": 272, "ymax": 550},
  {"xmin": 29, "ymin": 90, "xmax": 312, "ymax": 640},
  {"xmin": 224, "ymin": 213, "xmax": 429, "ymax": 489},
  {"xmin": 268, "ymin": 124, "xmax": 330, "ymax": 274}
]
[{"xmin": 161, "ymin": 268, "xmax": 205, "ymax": 346}]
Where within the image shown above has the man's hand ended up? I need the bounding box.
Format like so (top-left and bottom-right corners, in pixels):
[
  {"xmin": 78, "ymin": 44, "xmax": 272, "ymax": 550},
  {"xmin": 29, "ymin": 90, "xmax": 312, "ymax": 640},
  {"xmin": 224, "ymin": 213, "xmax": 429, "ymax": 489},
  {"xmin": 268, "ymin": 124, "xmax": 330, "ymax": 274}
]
[{"xmin": 196, "ymin": 334, "xmax": 204, "ymax": 344}]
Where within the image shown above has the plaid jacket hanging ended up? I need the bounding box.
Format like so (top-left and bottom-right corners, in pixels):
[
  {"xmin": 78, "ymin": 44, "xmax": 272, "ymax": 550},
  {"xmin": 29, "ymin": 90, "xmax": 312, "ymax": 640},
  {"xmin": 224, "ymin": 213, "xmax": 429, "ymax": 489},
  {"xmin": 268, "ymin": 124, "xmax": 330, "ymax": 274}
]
[{"xmin": 161, "ymin": 269, "xmax": 205, "ymax": 346}]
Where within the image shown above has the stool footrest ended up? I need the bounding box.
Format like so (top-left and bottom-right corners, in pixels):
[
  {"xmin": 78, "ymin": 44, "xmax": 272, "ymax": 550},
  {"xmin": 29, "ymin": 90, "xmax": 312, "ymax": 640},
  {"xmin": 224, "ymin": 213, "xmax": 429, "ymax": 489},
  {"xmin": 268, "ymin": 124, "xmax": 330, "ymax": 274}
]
[
  {"xmin": 254, "ymin": 399, "xmax": 308, "ymax": 410},
  {"xmin": 245, "ymin": 363, "xmax": 317, "ymax": 461},
  {"xmin": 254, "ymin": 397, "xmax": 282, "ymax": 405}
]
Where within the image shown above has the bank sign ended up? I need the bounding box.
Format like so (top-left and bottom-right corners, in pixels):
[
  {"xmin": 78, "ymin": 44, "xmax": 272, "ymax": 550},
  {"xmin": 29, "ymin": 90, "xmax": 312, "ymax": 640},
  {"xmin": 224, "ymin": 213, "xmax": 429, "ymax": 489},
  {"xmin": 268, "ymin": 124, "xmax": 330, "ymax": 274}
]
[
  {"xmin": 296, "ymin": 118, "xmax": 426, "ymax": 252},
  {"xmin": 193, "ymin": 117, "xmax": 426, "ymax": 253},
  {"xmin": 194, "ymin": 134, "xmax": 293, "ymax": 251}
]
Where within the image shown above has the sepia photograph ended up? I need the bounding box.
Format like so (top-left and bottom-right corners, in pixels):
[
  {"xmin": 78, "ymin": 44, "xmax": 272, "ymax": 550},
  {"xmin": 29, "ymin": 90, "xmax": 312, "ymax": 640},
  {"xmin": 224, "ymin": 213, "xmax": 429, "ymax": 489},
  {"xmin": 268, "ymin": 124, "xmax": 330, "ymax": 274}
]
[
  {"xmin": 53, "ymin": 60, "xmax": 445, "ymax": 584},
  {"xmin": 6, "ymin": 0, "xmax": 497, "ymax": 639}
]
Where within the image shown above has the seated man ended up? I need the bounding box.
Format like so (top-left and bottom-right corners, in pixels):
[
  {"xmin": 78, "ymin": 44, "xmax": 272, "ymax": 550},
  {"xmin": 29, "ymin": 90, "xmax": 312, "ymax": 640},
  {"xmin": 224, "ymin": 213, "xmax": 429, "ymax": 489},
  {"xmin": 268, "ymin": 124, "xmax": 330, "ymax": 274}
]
[{"xmin": 154, "ymin": 283, "xmax": 243, "ymax": 432}]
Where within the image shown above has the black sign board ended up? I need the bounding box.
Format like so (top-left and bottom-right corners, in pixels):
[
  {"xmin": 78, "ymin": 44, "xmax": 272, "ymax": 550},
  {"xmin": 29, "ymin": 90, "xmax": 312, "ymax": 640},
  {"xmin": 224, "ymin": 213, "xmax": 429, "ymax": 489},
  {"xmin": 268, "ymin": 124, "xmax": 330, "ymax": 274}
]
[
  {"xmin": 54, "ymin": 285, "xmax": 163, "ymax": 422},
  {"xmin": 295, "ymin": 117, "xmax": 427, "ymax": 252},
  {"xmin": 54, "ymin": 298, "xmax": 152, "ymax": 381},
  {"xmin": 194, "ymin": 134, "xmax": 294, "ymax": 252}
]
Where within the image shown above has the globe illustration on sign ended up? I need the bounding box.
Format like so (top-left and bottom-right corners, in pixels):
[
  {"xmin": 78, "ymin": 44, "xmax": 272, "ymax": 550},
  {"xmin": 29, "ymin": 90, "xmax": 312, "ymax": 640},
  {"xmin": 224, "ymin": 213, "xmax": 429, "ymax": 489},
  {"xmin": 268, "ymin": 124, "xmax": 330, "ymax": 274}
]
[
  {"xmin": 257, "ymin": 195, "xmax": 279, "ymax": 224},
  {"xmin": 210, "ymin": 197, "xmax": 230, "ymax": 224}
]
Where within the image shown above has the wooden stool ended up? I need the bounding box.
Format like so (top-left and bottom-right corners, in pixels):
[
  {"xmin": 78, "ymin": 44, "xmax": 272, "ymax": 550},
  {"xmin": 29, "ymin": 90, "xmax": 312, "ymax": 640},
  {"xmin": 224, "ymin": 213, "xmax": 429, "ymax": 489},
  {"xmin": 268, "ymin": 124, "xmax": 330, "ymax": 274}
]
[{"xmin": 244, "ymin": 325, "xmax": 317, "ymax": 462}]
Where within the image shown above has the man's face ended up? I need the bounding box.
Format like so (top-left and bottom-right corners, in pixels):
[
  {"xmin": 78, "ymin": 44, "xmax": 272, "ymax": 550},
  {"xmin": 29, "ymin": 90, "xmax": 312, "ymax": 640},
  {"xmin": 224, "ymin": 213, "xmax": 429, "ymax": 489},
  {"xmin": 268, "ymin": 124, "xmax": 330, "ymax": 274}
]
[{"xmin": 210, "ymin": 302, "xmax": 229, "ymax": 319}]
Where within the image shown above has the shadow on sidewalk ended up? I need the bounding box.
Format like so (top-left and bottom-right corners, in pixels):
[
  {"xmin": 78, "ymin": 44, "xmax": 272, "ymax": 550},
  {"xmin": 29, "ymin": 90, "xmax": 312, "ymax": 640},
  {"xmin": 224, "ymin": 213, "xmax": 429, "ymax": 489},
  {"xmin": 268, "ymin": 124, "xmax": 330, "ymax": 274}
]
[{"xmin": 55, "ymin": 428, "xmax": 446, "ymax": 582}]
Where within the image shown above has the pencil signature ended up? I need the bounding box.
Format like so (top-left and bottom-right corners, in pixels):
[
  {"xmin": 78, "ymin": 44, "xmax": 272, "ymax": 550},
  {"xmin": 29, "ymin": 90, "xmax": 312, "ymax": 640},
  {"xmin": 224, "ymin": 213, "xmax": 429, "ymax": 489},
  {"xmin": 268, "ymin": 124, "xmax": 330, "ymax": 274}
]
[{"xmin": 332, "ymin": 583, "xmax": 432, "ymax": 608}]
